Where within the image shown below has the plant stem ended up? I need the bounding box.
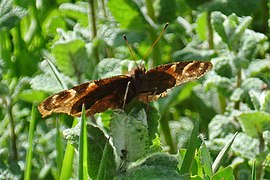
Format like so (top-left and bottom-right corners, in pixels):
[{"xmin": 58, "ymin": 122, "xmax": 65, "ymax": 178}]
[
  {"xmin": 89, "ymin": 0, "xmax": 100, "ymax": 64},
  {"xmin": 8, "ymin": 103, "xmax": 18, "ymax": 161},
  {"xmin": 144, "ymin": 0, "xmax": 162, "ymax": 66},
  {"xmin": 256, "ymin": 133, "xmax": 265, "ymax": 179},
  {"xmin": 145, "ymin": 0, "xmax": 156, "ymax": 23},
  {"xmin": 100, "ymin": 0, "xmax": 107, "ymax": 18},
  {"xmin": 260, "ymin": 0, "xmax": 269, "ymax": 33},
  {"xmin": 160, "ymin": 116, "xmax": 175, "ymax": 153},
  {"xmin": 206, "ymin": 11, "xmax": 214, "ymax": 49},
  {"xmin": 218, "ymin": 93, "xmax": 226, "ymax": 114},
  {"xmin": 234, "ymin": 70, "xmax": 242, "ymax": 110},
  {"xmin": 147, "ymin": 27, "xmax": 162, "ymax": 67}
]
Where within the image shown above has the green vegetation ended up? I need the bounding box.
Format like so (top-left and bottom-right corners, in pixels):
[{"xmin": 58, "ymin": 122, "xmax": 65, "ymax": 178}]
[{"xmin": 1, "ymin": 0, "xmax": 270, "ymax": 179}]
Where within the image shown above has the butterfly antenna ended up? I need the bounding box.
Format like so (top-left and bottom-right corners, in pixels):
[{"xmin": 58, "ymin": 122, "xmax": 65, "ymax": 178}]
[
  {"xmin": 123, "ymin": 34, "xmax": 139, "ymax": 67},
  {"xmin": 142, "ymin": 22, "xmax": 169, "ymax": 61}
]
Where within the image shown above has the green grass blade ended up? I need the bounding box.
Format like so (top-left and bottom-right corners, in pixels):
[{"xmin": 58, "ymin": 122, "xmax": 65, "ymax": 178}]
[
  {"xmin": 55, "ymin": 118, "xmax": 63, "ymax": 179},
  {"xmin": 199, "ymin": 135, "xmax": 213, "ymax": 177},
  {"xmin": 179, "ymin": 119, "xmax": 199, "ymax": 175},
  {"xmin": 42, "ymin": 50, "xmax": 67, "ymax": 90},
  {"xmin": 252, "ymin": 160, "xmax": 256, "ymax": 180},
  {"xmin": 212, "ymin": 132, "xmax": 238, "ymax": 173},
  {"xmin": 24, "ymin": 104, "xmax": 36, "ymax": 180},
  {"xmin": 59, "ymin": 119, "xmax": 78, "ymax": 180},
  {"xmin": 96, "ymin": 138, "xmax": 110, "ymax": 180},
  {"xmin": 78, "ymin": 105, "xmax": 88, "ymax": 180}
]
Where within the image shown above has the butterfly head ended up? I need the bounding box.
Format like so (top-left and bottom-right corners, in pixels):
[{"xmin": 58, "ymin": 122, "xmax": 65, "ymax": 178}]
[{"xmin": 134, "ymin": 67, "xmax": 146, "ymax": 80}]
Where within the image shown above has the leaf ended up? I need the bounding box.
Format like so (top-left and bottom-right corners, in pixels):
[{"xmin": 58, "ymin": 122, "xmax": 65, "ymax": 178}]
[
  {"xmin": 179, "ymin": 119, "xmax": 199, "ymax": 175},
  {"xmin": 110, "ymin": 111, "xmax": 149, "ymax": 162},
  {"xmin": 115, "ymin": 153, "xmax": 182, "ymax": 179},
  {"xmin": 59, "ymin": 2, "xmax": 88, "ymax": 27},
  {"xmin": 208, "ymin": 115, "xmax": 239, "ymax": 140},
  {"xmin": 212, "ymin": 132, "xmax": 238, "ymax": 173},
  {"xmin": 261, "ymin": 91, "xmax": 270, "ymax": 114},
  {"xmin": 63, "ymin": 124, "xmax": 116, "ymax": 180},
  {"xmin": 124, "ymin": 101, "xmax": 160, "ymax": 146},
  {"xmin": 0, "ymin": 0, "xmax": 27, "ymax": 31},
  {"xmin": 238, "ymin": 30, "xmax": 267, "ymax": 60},
  {"xmin": 149, "ymin": 134, "xmax": 162, "ymax": 153},
  {"xmin": 249, "ymin": 90, "xmax": 261, "ymax": 111},
  {"xmin": 43, "ymin": 12, "xmax": 67, "ymax": 37},
  {"xmin": 95, "ymin": 58, "xmax": 143, "ymax": 79},
  {"xmin": 211, "ymin": 166, "xmax": 234, "ymax": 180},
  {"xmin": 241, "ymin": 78, "xmax": 265, "ymax": 92},
  {"xmin": 78, "ymin": 106, "xmax": 88, "ymax": 180},
  {"xmin": 199, "ymin": 0, "xmax": 260, "ymax": 16},
  {"xmin": 172, "ymin": 47, "xmax": 216, "ymax": 61},
  {"xmin": 30, "ymin": 73, "xmax": 73, "ymax": 93},
  {"xmin": 169, "ymin": 118, "xmax": 193, "ymax": 149},
  {"xmin": 155, "ymin": 0, "xmax": 177, "ymax": 23},
  {"xmin": 17, "ymin": 90, "xmax": 47, "ymax": 103},
  {"xmin": 247, "ymin": 59, "xmax": 270, "ymax": 77},
  {"xmin": 237, "ymin": 111, "xmax": 270, "ymax": 138},
  {"xmin": 231, "ymin": 132, "xmax": 259, "ymax": 160},
  {"xmin": 51, "ymin": 39, "xmax": 89, "ymax": 77},
  {"xmin": 230, "ymin": 88, "xmax": 244, "ymax": 102},
  {"xmin": 251, "ymin": 160, "xmax": 256, "ymax": 180},
  {"xmin": 211, "ymin": 12, "xmax": 252, "ymax": 50},
  {"xmin": 211, "ymin": 12, "xmax": 228, "ymax": 45},
  {"xmin": 191, "ymin": 85, "xmax": 218, "ymax": 120},
  {"xmin": 196, "ymin": 12, "xmax": 207, "ymax": 41},
  {"xmin": 108, "ymin": 0, "xmax": 147, "ymax": 31},
  {"xmin": 24, "ymin": 105, "xmax": 36, "ymax": 180},
  {"xmin": 59, "ymin": 120, "xmax": 77, "ymax": 180},
  {"xmin": 199, "ymin": 141, "xmax": 213, "ymax": 177},
  {"xmin": 247, "ymin": 60, "xmax": 270, "ymax": 86}
]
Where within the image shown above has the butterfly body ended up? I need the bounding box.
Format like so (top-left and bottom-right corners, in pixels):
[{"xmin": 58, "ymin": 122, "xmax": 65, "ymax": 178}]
[{"xmin": 38, "ymin": 61, "xmax": 212, "ymax": 117}]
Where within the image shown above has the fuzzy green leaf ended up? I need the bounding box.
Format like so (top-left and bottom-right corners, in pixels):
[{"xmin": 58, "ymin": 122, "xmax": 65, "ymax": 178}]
[
  {"xmin": 155, "ymin": 0, "xmax": 177, "ymax": 23},
  {"xmin": 95, "ymin": 58, "xmax": 143, "ymax": 79},
  {"xmin": 52, "ymin": 39, "xmax": 89, "ymax": 77},
  {"xmin": 211, "ymin": 166, "xmax": 234, "ymax": 180},
  {"xmin": 63, "ymin": 124, "xmax": 116, "ymax": 179},
  {"xmin": 208, "ymin": 115, "xmax": 239, "ymax": 140},
  {"xmin": 59, "ymin": 2, "xmax": 88, "ymax": 27},
  {"xmin": 110, "ymin": 111, "xmax": 149, "ymax": 162},
  {"xmin": 172, "ymin": 48, "xmax": 216, "ymax": 61},
  {"xmin": 260, "ymin": 91, "xmax": 270, "ymax": 114},
  {"xmin": 238, "ymin": 30, "xmax": 267, "ymax": 60},
  {"xmin": 237, "ymin": 111, "xmax": 270, "ymax": 138},
  {"xmin": 108, "ymin": 0, "xmax": 147, "ymax": 30},
  {"xmin": 199, "ymin": 0, "xmax": 260, "ymax": 16},
  {"xmin": 199, "ymin": 141, "xmax": 213, "ymax": 177},
  {"xmin": 231, "ymin": 132, "xmax": 259, "ymax": 160},
  {"xmin": 0, "ymin": 0, "xmax": 27, "ymax": 31},
  {"xmin": 115, "ymin": 153, "xmax": 182, "ymax": 179}
]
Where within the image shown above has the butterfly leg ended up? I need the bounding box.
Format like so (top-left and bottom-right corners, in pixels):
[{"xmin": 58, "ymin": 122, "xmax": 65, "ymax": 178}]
[{"xmin": 121, "ymin": 81, "xmax": 131, "ymax": 110}]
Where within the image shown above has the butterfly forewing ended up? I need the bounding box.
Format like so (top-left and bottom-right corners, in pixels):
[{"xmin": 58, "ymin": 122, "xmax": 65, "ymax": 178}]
[
  {"xmin": 38, "ymin": 75, "xmax": 131, "ymax": 117},
  {"xmin": 136, "ymin": 61, "xmax": 212, "ymax": 102},
  {"xmin": 147, "ymin": 61, "xmax": 213, "ymax": 86}
]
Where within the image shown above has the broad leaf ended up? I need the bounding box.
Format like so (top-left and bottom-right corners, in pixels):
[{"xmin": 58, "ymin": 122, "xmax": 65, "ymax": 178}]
[{"xmin": 237, "ymin": 111, "xmax": 270, "ymax": 138}]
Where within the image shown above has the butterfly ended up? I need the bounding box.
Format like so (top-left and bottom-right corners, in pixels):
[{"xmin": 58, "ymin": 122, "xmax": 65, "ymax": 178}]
[{"xmin": 38, "ymin": 61, "xmax": 212, "ymax": 117}]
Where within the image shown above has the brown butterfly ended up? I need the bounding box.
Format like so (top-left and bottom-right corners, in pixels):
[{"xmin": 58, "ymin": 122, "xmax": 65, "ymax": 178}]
[{"xmin": 38, "ymin": 61, "xmax": 212, "ymax": 117}]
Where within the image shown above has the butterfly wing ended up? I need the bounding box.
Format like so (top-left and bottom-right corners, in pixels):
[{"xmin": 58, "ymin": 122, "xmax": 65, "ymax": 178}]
[
  {"xmin": 137, "ymin": 61, "xmax": 212, "ymax": 102},
  {"xmin": 38, "ymin": 75, "xmax": 131, "ymax": 117}
]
